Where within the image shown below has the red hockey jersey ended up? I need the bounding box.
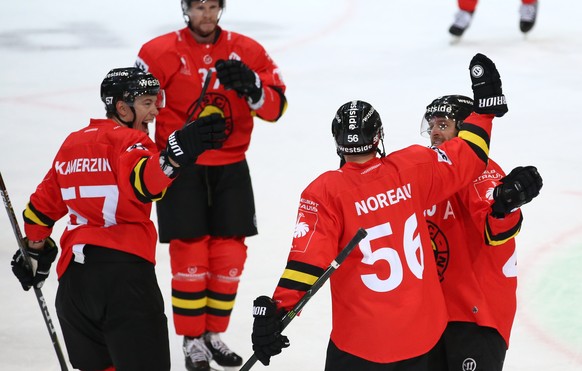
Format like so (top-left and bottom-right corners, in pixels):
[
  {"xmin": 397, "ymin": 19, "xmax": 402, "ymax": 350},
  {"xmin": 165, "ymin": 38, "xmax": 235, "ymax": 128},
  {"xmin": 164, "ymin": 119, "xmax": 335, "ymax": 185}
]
[
  {"xmin": 136, "ymin": 27, "xmax": 287, "ymax": 166},
  {"xmin": 23, "ymin": 119, "xmax": 174, "ymax": 278},
  {"xmin": 425, "ymin": 158, "xmax": 522, "ymax": 347},
  {"xmin": 272, "ymin": 114, "xmax": 495, "ymax": 363}
]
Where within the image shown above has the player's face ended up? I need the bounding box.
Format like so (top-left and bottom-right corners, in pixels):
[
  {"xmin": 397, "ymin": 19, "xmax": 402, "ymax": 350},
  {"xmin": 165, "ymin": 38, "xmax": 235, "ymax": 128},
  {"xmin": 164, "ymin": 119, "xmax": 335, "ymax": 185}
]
[
  {"xmin": 130, "ymin": 93, "xmax": 164, "ymax": 134},
  {"xmin": 186, "ymin": 0, "xmax": 221, "ymax": 39},
  {"xmin": 428, "ymin": 117, "xmax": 458, "ymax": 147}
]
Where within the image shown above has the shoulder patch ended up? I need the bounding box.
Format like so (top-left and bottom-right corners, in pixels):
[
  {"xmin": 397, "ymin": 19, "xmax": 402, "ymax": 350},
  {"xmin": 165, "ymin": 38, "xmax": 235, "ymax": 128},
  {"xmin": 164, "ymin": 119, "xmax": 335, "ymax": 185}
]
[{"xmin": 430, "ymin": 146, "xmax": 452, "ymax": 165}]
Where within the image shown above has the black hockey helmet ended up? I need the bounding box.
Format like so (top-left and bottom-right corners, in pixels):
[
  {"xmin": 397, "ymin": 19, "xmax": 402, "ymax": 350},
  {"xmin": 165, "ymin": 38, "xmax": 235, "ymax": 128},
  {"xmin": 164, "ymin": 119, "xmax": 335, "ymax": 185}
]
[
  {"xmin": 420, "ymin": 95, "xmax": 473, "ymax": 136},
  {"xmin": 332, "ymin": 100, "xmax": 384, "ymax": 157},
  {"xmin": 182, "ymin": 0, "xmax": 225, "ymax": 17},
  {"xmin": 100, "ymin": 67, "xmax": 162, "ymax": 115}
]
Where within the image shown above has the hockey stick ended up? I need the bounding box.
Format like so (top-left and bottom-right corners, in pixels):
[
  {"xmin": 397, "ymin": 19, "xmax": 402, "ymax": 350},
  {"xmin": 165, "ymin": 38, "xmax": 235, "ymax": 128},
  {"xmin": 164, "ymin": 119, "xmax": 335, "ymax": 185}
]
[
  {"xmin": 240, "ymin": 227, "xmax": 368, "ymax": 371},
  {"xmin": 0, "ymin": 172, "xmax": 69, "ymax": 371},
  {"xmin": 184, "ymin": 69, "xmax": 213, "ymax": 126}
]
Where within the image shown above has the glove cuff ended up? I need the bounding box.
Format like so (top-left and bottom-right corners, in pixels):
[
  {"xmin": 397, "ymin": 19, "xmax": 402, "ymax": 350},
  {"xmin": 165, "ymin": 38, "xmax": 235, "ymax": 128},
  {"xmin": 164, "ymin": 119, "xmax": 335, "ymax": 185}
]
[
  {"xmin": 159, "ymin": 150, "xmax": 180, "ymax": 178},
  {"xmin": 474, "ymin": 94, "xmax": 508, "ymax": 117},
  {"xmin": 247, "ymin": 86, "xmax": 265, "ymax": 110}
]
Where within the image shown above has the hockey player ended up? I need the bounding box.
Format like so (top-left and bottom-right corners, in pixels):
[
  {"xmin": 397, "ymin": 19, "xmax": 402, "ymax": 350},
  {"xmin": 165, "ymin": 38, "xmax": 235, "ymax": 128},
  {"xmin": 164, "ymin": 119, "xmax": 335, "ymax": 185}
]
[
  {"xmin": 10, "ymin": 67, "xmax": 226, "ymax": 371},
  {"xmin": 449, "ymin": 0, "xmax": 538, "ymax": 37},
  {"xmin": 250, "ymin": 53, "xmax": 509, "ymax": 370},
  {"xmin": 420, "ymin": 95, "xmax": 543, "ymax": 371},
  {"xmin": 134, "ymin": 0, "xmax": 287, "ymax": 370}
]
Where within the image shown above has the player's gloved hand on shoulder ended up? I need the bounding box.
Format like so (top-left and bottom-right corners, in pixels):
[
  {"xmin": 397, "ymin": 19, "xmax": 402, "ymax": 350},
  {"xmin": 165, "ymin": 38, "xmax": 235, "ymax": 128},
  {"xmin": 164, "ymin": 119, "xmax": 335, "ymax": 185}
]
[
  {"xmin": 11, "ymin": 237, "xmax": 58, "ymax": 291},
  {"xmin": 469, "ymin": 53, "xmax": 508, "ymax": 117},
  {"xmin": 491, "ymin": 166, "xmax": 543, "ymax": 218},
  {"xmin": 215, "ymin": 59, "xmax": 263, "ymax": 105},
  {"xmin": 165, "ymin": 113, "xmax": 226, "ymax": 166},
  {"xmin": 251, "ymin": 295, "xmax": 290, "ymax": 366}
]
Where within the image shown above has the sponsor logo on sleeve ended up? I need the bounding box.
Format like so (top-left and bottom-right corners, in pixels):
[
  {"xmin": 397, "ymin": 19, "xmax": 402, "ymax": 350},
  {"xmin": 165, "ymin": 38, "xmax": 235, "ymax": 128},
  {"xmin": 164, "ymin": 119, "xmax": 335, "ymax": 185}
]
[{"xmin": 291, "ymin": 199, "xmax": 319, "ymax": 253}]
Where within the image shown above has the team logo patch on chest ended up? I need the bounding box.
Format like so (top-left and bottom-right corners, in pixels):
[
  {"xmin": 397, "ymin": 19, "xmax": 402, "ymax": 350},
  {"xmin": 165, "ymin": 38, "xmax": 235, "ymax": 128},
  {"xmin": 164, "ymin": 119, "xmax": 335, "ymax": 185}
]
[
  {"xmin": 195, "ymin": 92, "xmax": 234, "ymax": 139},
  {"xmin": 427, "ymin": 221, "xmax": 450, "ymax": 281}
]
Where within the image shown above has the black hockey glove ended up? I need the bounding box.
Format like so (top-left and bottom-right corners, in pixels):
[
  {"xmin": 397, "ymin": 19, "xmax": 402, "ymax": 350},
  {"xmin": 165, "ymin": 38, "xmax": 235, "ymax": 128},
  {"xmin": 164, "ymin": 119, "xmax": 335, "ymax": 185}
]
[
  {"xmin": 11, "ymin": 237, "xmax": 58, "ymax": 291},
  {"xmin": 251, "ymin": 295, "xmax": 290, "ymax": 366},
  {"xmin": 469, "ymin": 53, "xmax": 508, "ymax": 117},
  {"xmin": 165, "ymin": 113, "xmax": 226, "ymax": 166},
  {"xmin": 491, "ymin": 166, "xmax": 543, "ymax": 218},
  {"xmin": 215, "ymin": 59, "xmax": 263, "ymax": 105}
]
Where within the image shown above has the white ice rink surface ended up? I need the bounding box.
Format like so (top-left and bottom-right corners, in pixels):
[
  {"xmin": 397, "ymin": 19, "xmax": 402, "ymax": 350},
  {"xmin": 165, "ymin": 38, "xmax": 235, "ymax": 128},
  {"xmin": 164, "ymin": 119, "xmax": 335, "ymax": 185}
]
[{"xmin": 1, "ymin": 0, "xmax": 581, "ymax": 370}]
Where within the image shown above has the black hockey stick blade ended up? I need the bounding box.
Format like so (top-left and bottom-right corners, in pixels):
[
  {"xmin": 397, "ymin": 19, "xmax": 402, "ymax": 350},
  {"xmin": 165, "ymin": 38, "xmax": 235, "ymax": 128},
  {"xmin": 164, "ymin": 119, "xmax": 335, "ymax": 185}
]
[
  {"xmin": 239, "ymin": 227, "xmax": 368, "ymax": 371},
  {"xmin": 0, "ymin": 172, "xmax": 69, "ymax": 371}
]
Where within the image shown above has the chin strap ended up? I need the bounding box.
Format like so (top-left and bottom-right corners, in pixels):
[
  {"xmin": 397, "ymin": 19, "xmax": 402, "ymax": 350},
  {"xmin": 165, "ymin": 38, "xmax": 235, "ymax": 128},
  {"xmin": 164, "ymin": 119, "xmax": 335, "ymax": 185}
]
[
  {"xmin": 377, "ymin": 140, "xmax": 386, "ymax": 158},
  {"xmin": 114, "ymin": 106, "xmax": 137, "ymax": 128}
]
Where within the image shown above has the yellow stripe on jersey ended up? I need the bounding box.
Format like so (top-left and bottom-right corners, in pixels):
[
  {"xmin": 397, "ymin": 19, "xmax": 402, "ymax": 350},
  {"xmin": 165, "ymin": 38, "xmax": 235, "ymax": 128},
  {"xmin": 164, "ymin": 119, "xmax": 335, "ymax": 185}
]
[
  {"xmin": 485, "ymin": 213, "xmax": 522, "ymax": 246},
  {"xmin": 23, "ymin": 204, "xmax": 49, "ymax": 227},
  {"xmin": 281, "ymin": 269, "xmax": 319, "ymax": 286},
  {"xmin": 130, "ymin": 157, "xmax": 166, "ymax": 202},
  {"xmin": 132, "ymin": 158, "xmax": 148, "ymax": 198},
  {"xmin": 458, "ymin": 130, "xmax": 489, "ymax": 158}
]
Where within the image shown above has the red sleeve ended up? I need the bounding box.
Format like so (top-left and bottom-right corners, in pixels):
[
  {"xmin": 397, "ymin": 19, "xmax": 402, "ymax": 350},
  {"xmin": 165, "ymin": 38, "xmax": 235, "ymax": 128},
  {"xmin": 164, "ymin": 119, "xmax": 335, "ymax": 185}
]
[
  {"xmin": 457, "ymin": 159, "xmax": 523, "ymax": 246},
  {"xmin": 115, "ymin": 132, "xmax": 174, "ymax": 203},
  {"xmin": 24, "ymin": 167, "xmax": 68, "ymax": 241},
  {"xmin": 272, "ymin": 182, "xmax": 339, "ymax": 311},
  {"xmin": 422, "ymin": 112, "xmax": 494, "ymax": 206}
]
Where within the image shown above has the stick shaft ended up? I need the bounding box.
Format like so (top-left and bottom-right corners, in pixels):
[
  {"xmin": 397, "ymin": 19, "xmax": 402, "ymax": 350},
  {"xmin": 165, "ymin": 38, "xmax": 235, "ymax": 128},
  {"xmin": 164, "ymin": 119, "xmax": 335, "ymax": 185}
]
[
  {"xmin": 0, "ymin": 172, "xmax": 69, "ymax": 371},
  {"xmin": 240, "ymin": 228, "xmax": 368, "ymax": 371}
]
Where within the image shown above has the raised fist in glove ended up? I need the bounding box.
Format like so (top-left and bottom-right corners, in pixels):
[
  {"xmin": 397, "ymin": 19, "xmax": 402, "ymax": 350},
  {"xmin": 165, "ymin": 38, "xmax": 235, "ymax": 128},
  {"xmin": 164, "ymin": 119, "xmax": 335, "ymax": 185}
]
[
  {"xmin": 11, "ymin": 237, "xmax": 58, "ymax": 291},
  {"xmin": 215, "ymin": 59, "xmax": 263, "ymax": 105},
  {"xmin": 251, "ymin": 295, "xmax": 290, "ymax": 366},
  {"xmin": 165, "ymin": 113, "xmax": 226, "ymax": 166},
  {"xmin": 469, "ymin": 53, "xmax": 508, "ymax": 117},
  {"xmin": 491, "ymin": 166, "xmax": 543, "ymax": 218}
]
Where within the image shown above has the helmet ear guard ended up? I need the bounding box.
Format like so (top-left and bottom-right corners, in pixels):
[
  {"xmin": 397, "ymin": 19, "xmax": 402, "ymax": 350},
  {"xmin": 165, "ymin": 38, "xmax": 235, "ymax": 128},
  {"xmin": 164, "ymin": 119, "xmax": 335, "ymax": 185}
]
[{"xmin": 332, "ymin": 100, "xmax": 384, "ymax": 158}]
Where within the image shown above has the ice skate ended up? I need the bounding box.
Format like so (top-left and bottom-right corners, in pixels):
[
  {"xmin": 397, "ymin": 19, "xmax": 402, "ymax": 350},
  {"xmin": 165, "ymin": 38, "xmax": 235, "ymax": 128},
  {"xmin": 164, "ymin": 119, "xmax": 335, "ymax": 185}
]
[
  {"xmin": 520, "ymin": 1, "xmax": 538, "ymax": 33},
  {"xmin": 449, "ymin": 10, "xmax": 473, "ymax": 37},
  {"xmin": 204, "ymin": 332, "xmax": 243, "ymax": 370},
  {"xmin": 184, "ymin": 336, "xmax": 213, "ymax": 371}
]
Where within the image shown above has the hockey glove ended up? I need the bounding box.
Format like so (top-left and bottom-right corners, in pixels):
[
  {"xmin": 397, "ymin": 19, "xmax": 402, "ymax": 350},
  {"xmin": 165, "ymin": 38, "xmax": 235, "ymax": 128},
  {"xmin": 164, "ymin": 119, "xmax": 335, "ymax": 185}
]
[
  {"xmin": 491, "ymin": 166, "xmax": 543, "ymax": 218},
  {"xmin": 469, "ymin": 53, "xmax": 508, "ymax": 117},
  {"xmin": 251, "ymin": 295, "xmax": 290, "ymax": 366},
  {"xmin": 11, "ymin": 237, "xmax": 58, "ymax": 291},
  {"xmin": 165, "ymin": 113, "xmax": 226, "ymax": 166},
  {"xmin": 215, "ymin": 59, "xmax": 263, "ymax": 105}
]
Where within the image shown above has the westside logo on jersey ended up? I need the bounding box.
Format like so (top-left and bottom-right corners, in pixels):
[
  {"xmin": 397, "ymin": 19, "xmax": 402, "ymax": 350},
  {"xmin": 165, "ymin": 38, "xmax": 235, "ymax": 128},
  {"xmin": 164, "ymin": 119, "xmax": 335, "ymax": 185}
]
[{"xmin": 291, "ymin": 198, "xmax": 319, "ymax": 253}]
